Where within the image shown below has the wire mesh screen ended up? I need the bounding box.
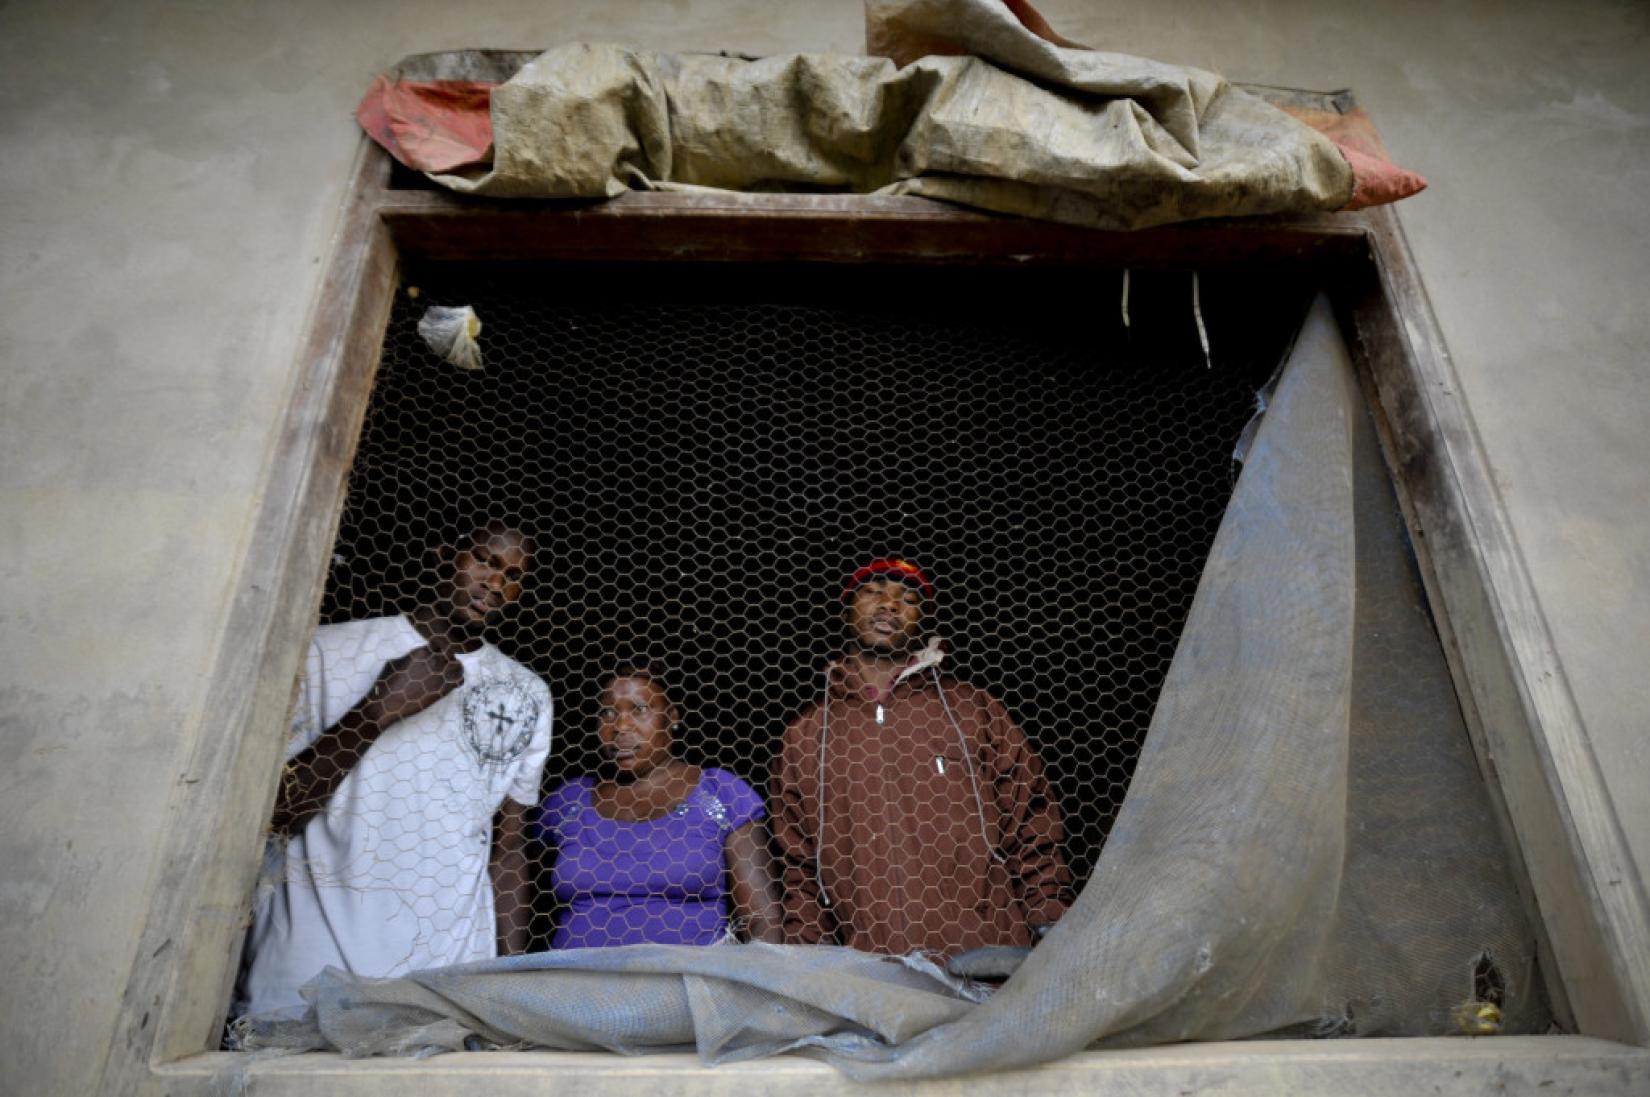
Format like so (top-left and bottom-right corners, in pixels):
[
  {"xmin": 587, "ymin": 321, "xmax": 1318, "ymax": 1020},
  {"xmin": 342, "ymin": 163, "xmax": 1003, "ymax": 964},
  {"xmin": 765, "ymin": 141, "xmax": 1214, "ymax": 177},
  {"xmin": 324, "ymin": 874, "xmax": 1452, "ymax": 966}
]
[{"xmin": 243, "ymin": 261, "xmax": 1317, "ymax": 1006}]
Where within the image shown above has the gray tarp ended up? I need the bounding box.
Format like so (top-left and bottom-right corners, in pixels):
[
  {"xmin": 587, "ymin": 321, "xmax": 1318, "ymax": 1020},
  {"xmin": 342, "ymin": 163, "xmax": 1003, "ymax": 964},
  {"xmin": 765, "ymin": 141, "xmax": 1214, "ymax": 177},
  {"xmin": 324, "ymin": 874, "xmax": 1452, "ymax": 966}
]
[
  {"xmin": 237, "ymin": 299, "xmax": 1543, "ymax": 1076},
  {"xmin": 429, "ymin": 0, "xmax": 1353, "ymax": 230}
]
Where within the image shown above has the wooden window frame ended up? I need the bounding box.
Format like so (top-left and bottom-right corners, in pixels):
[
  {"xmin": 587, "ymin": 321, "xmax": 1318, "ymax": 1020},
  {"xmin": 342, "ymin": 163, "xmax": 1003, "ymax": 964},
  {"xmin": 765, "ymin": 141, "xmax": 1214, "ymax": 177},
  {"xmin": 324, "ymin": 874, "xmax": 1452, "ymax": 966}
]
[{"xmin": 103, "ymin": 98, "xmax": 1650, "ymax": 1092}]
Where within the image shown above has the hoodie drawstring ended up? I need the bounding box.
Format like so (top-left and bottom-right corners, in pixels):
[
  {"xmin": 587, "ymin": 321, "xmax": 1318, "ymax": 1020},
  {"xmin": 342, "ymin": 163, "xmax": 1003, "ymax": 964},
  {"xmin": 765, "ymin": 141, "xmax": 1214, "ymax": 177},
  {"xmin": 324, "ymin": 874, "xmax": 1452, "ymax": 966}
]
[
  {"xmin": 931, "ymin": 666, "xmax": 1009, "ymax": 867},
  {"xmin": 816, "ymin": 665, "xmax": 833, "ymax": 909}
]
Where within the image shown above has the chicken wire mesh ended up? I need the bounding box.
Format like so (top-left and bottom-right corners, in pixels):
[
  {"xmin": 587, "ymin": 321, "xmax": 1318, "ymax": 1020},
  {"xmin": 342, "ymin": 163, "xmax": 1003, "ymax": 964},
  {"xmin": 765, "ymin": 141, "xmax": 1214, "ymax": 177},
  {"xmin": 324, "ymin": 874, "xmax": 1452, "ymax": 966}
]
[{"xmin": 237, "ymin": 261, "xmax": 1325, "ymax": 1016}]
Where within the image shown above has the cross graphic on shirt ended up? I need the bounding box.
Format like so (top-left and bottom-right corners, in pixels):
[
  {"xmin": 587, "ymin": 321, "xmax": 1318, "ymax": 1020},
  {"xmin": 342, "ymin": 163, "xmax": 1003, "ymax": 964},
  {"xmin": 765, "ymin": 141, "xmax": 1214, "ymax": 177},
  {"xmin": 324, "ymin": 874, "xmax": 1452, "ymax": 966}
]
[{"xmin": 463, "ymin": 683, "xmax": 538, "ymax": 766}]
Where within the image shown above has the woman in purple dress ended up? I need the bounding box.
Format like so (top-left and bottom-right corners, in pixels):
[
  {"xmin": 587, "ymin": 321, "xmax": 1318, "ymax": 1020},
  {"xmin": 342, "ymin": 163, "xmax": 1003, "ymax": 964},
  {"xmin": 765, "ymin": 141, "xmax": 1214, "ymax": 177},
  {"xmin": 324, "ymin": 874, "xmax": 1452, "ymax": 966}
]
[{"xmin": 537, "ymin": 664, "xmax": 782, "ymax": 948}]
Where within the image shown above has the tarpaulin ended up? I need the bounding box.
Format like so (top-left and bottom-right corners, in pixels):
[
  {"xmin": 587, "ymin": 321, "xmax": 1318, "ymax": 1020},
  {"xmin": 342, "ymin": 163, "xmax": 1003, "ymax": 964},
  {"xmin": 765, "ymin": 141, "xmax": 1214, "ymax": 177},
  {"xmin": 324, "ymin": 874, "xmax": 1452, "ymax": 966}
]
[{"xmin": 356, "ymin": 0, "xmax": 1425, "ymax": 229}]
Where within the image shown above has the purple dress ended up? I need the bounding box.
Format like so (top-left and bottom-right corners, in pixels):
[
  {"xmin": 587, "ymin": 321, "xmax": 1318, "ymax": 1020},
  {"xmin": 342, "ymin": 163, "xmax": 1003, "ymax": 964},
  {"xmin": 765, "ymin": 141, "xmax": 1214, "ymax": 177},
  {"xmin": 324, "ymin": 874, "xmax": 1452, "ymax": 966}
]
[{"xmin": 537, "ymin": 768, "xmax": 765, "ymax": 948}]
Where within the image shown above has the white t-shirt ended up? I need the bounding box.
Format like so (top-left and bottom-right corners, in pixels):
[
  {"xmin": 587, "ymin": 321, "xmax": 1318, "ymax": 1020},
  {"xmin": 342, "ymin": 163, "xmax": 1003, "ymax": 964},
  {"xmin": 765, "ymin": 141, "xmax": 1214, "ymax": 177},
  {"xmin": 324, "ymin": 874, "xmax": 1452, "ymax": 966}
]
[{"xmin": 240, "ymin": 615, "xmax": 553, "ymax": 1015}]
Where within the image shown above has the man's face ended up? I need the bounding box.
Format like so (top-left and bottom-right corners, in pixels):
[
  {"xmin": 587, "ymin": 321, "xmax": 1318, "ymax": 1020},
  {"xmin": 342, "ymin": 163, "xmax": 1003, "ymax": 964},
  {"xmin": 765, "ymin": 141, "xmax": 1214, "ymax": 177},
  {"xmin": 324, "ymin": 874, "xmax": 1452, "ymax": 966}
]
[
  {"xmin": 846, "ymin": 578, "xmax": 924, "ymax": 655},
  {"xmin": 445, "ymin": 527, "xmax": 531, "ymax": 627}
]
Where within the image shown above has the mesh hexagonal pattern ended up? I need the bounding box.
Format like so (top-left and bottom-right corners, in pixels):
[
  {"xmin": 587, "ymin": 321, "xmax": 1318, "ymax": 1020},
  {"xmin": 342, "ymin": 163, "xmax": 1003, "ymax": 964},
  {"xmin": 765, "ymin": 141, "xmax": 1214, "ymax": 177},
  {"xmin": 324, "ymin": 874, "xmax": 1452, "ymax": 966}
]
[{"xmin": 259, "ymin": 262, "xmax": 1315, "ymax": 980}]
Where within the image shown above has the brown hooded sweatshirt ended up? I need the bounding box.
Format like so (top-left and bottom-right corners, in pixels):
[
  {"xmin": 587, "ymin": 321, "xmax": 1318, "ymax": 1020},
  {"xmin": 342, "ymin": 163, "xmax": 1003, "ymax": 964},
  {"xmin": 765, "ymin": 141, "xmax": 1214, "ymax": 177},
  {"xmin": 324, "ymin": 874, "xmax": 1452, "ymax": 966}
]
[{"xmin": 771, "ymin": 654, "xmax": 1072, "ymax": 958}]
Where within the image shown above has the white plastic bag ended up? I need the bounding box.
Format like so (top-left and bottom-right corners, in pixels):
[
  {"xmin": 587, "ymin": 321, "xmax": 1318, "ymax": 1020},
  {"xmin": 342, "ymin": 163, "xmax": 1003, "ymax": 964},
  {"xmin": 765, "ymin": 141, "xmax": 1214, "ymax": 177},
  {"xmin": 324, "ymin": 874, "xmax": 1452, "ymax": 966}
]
[{"xmin": 417, "ymin": 305, "xmax": 483, "ymax": 370}]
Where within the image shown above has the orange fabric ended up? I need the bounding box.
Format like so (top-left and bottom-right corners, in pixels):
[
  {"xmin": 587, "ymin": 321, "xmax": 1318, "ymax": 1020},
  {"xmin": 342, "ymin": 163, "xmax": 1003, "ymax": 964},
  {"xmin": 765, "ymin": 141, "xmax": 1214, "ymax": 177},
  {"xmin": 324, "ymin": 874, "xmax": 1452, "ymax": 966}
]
[
  {"xmin": 1000, "ymin": 0, "xmax": 1084, "ymax": 50},
  {"xmin": 1333, "ymin": 143, "xmax": 1429, "ymax": 209},
  {"xmin": 1273, "ymin": 104, "xmax": 1427, "ymax": 210},
  {"xmin": 356, "ymin": 74, "xmax": 496, "ymax": 173}
]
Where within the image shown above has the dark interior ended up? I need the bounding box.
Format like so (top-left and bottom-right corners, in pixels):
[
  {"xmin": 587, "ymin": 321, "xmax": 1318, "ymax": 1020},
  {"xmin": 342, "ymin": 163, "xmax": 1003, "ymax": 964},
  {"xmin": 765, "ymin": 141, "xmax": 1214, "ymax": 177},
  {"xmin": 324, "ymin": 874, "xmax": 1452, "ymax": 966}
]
[{"xmin": 322, "ymin": 260, "xmax": 1321, "ymax": 944}]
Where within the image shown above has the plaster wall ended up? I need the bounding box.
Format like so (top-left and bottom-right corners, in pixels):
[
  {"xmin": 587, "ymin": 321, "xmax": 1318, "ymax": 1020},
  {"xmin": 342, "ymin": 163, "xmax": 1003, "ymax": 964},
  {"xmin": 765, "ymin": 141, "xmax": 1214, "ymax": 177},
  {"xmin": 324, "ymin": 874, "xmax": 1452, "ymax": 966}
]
[{"xmin": 0, "ymin": 2, "xmax": 1644, "ymax": 1094}]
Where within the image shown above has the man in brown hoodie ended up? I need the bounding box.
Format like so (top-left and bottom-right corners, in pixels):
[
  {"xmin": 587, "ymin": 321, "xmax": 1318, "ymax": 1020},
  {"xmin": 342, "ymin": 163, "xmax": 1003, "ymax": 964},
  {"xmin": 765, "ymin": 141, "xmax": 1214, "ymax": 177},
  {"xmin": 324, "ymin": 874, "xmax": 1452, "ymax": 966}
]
[{"xmin": 771, "ymin": 558, "xmax": 1072, "ymax": 959}]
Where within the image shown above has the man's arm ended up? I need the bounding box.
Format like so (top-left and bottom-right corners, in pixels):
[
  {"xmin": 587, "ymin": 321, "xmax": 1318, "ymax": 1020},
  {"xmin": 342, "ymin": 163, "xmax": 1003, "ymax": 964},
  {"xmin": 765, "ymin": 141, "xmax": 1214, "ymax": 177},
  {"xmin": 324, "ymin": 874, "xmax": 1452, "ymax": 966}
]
[
  {"xmin": 491, "ymin": 800, "xmax": 533, "ymax": 956},
  {"xmin": 271, "ymin": 643, "xmax": 462, "ymax": 834},
  {"xmin": 980, "ymin": 693, "xmax": 1074, "ymax": 929},
  {"xmin": 770, "ymin": 712, "xmax": 837, "ymax": 945},
  {"xmin": 726, "ymin": 821, "xmax": 783, "ymax": 943}
]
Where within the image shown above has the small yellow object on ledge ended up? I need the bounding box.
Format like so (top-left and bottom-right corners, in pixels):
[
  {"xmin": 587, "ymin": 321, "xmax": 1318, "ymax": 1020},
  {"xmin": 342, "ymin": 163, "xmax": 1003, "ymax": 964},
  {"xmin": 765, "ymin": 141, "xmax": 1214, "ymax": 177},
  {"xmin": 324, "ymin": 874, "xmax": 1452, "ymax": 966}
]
[{"xmin": 1451, "ymin": 1000, "xmax": 1503, "ymax": 1036}]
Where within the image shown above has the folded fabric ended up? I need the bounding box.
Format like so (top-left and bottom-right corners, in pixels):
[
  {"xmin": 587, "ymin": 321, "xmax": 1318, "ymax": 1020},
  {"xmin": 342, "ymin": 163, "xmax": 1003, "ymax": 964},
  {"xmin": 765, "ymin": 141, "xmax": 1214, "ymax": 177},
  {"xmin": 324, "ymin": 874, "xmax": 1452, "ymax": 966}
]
[
  {"xmin": 234, "ymin": 943, "xmax": 982, "ymax": 1064},
  {"xmin": 1274, "ymin": 101, "xmax": 1428, "ymax": 209},
  {"xmin": 354, "ymin": 0, "xmax": 1423, "ymax": 225},
  {"xmin": 356, "ymin": 73, "xmax": 494, "ymax": 173},
  {"xmin": 866, "ymin": 0, "xmax": 1425, "ymax": 209}
]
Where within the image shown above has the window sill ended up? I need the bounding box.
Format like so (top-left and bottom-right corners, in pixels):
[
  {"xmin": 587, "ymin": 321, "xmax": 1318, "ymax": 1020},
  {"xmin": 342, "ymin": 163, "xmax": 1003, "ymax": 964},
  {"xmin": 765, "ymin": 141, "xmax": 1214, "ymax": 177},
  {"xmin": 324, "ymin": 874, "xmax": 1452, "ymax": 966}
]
[{"xmin": 158, "ymin": 1036, "xmax": 1649, "ymax": 1096}]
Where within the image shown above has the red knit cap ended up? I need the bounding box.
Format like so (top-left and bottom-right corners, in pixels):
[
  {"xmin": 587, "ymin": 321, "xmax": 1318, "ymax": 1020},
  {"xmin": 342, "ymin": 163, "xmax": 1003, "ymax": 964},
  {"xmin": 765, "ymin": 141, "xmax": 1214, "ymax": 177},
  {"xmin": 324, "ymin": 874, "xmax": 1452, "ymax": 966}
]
[{"xmin": 841, "ymin": 557, "xmax": 935, "ymax": 602}]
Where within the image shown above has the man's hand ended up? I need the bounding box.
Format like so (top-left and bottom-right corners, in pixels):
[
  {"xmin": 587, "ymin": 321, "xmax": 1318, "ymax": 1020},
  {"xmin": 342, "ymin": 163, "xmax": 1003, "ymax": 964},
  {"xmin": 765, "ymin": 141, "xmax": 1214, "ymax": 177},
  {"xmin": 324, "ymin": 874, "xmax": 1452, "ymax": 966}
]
[
  {"xmin": 271, "ymin": 641, "xmax": 464, "ymax": 834},
  {"xmin": 368, "ymin": 643, "xmax": 464, "ymax": 727}
]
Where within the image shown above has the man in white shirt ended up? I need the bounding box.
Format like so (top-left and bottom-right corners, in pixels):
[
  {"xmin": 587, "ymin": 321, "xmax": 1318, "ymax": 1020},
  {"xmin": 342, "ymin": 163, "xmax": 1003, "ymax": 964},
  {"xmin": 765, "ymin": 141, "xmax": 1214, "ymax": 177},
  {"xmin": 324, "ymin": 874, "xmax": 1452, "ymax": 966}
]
[{"xmin": 239, "ymin": 519, "xmax": 553, "ymax": 1016}]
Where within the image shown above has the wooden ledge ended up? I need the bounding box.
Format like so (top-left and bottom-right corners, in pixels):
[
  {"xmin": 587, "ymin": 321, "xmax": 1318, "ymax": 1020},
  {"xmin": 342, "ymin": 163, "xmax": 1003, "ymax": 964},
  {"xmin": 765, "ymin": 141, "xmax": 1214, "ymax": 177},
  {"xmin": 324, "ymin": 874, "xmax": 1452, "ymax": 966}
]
[
  {"xmin": 156, "ymin": 1036, "xmax": 1650, "ymax": 1097},
  {"xmin": 379, "ymin": 188, "xmax": 1371, "ymax": 266}
]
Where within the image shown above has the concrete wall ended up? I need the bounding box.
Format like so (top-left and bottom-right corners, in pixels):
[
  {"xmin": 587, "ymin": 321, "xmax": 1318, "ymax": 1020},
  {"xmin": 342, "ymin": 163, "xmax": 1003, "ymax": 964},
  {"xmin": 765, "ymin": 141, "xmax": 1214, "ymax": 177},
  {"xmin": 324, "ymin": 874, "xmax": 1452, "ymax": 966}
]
[{"xmin": 0, "ymin": 2, "xmax": 1644, "ymax": 1093}]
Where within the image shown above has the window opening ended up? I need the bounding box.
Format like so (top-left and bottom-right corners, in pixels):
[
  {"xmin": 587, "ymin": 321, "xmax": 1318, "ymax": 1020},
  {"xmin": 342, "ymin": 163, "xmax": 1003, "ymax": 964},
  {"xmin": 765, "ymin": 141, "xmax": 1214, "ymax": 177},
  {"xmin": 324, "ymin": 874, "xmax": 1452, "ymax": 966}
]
[
  {"xmin": 236, "ymin": 261, "xmax": 1311, "ymax": 999},
  {"xmin": 300, "ymin": 263, "xmax": 1313, "ymax": 950},
  {"xmin": 229, "ymin": 258, "xmax": 1548, "ymax": 1064}
]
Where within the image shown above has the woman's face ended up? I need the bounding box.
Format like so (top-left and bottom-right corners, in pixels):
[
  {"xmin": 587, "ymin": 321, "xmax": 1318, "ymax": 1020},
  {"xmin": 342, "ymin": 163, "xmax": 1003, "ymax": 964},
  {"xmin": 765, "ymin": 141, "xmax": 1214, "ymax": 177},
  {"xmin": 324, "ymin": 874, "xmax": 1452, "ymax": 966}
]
[{"xmin": 596, "ymin": 676, "xmax": 677, "ymax": 778}]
